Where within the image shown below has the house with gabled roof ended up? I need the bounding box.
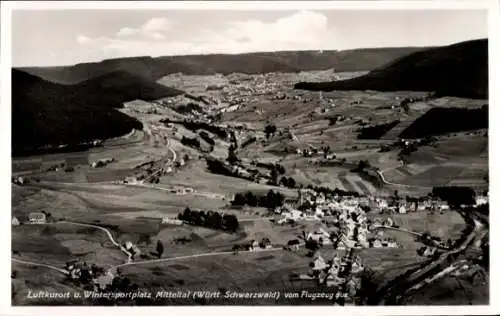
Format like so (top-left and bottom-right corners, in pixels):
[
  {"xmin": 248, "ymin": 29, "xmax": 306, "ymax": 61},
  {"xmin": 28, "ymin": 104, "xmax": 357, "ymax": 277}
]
[{"xmin": 28, "ymin": 212, "xmax": 46, "ymax": 224}]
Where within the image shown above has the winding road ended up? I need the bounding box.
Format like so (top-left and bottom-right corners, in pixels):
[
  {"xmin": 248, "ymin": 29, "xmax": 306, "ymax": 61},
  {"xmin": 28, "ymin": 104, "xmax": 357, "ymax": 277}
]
[
  {"xmin": 12, "ymin": 258, "xmax": 69, "ymax": 275},
  {"xmin": 59, "ymin": 221, "xmax": 133, "ymax": 260}
]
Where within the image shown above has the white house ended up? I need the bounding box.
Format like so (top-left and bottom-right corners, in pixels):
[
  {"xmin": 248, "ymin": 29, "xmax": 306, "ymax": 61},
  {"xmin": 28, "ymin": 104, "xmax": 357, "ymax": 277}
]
[
  {"xmin": 439, "ymin": 203, "xmax": 450, "ymax": 211},
  {"xmin": 162, "ymin": 218, "xmax": 183, "ymax": 225},
  {"xmin": 93, "ymin": 271, "xmax": 114, "ymax": 291},
  {"xmin": 28, "ymin": 212, "xmax": 46, "ymax": 224},
  {"xmin": 307, "ymin": 228, "xmax": 331, "ymax": 245},
  {"xmin": 383, "ymin": 217, "xmax": 394, "ymax": 227},
  {"xmin": 398, "ymin": 205, "xmax": 407, "ymax": 214},
  {"xmin": 475, "ymin": 196, "xmax": 488, "ymax": 206},
  {"xmin": 372, "ymin": 239, "xmax": 383, "ymax": 248},
  {"xmin": 351, "ymin": 258, "xmax": 364, "ymax": 274}
]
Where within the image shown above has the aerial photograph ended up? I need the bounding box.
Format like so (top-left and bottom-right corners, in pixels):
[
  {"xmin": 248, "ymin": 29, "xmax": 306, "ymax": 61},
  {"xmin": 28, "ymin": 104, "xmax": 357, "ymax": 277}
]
[{"xmin": 9, "ymin": 5, "xmax": 489, "ymax": 306}]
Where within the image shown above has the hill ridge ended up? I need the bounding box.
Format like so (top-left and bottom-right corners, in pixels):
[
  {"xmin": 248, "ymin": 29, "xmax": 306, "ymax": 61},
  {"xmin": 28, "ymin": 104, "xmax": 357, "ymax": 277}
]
[
  {"xmin": 294, "ymin": 38, "xmax": 488, "ymax": 99},
  {"xmin": 17, "ymin": 47, "xmax": 429, "ymax": 85}
]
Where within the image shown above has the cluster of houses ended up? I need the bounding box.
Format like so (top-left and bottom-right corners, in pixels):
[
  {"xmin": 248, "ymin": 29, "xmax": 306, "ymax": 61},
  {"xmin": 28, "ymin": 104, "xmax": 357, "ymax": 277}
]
[
  {"xmin": 66, "ymin": 260, "xmax": 114, "ymax": 291},
  {"xmin": 233, "ymin": 238, "xmax": 273, "ymax": 252},
  {"xmin": 298, "ymin": 250, "xmax": 364, "ymax": 302},
  {"xmin": 12, "ymin": 212, "xmax": 48, "ymax": 226},
  {"xmin": 277, "ymin": 189, "xmax": 401, "ymax": 250},
  {"xmin": 121, "ymin": 164, "xmax": 175, "ymax": 185}
]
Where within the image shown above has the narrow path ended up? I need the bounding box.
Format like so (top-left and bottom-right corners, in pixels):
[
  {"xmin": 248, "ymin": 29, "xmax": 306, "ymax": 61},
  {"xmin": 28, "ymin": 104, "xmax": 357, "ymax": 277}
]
[
  {"xmin": 113, "ymin": 247, "xmax": 283, "ymax": 269},
  {"xmin": 12, "ymin": 258, "xmax": 69, "ymax": 275}
]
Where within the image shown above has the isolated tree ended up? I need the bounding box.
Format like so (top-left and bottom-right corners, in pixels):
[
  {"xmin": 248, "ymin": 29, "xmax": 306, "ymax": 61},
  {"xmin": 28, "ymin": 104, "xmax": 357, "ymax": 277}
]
[
  {"xmin": 232, "ymin": 192, "xmax": 246, "ymax": 206},
  {"xmin": 156, "ymin": 240, "xmax": 164, "ymax": 258},
  {"xmin": 276, "ymin": 164, "xmax": 286, "ymax": 175},
  {"xmin": 264, "ymin": 123, "xmax": 277, "ymax": 139},
  {"xmin": 245, "ymin": 191, "xmax": 258, "ymax": 207},
  {"xmin": 227, "ymin": 144, "xmax": 239, "ymax": 165},
  {"xmin": 305, "ymin": 239, "xmax": 320, "ymax": 251},
  {"xmin": 287, "ymin": 177, "xmax": 296, "ymax": 189}
]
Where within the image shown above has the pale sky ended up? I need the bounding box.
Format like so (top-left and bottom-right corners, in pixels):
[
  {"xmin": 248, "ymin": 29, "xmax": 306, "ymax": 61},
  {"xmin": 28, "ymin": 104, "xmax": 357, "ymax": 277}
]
[{"xmin": 12, "ymin": 9, "xmax": 487, "ymax": 67}]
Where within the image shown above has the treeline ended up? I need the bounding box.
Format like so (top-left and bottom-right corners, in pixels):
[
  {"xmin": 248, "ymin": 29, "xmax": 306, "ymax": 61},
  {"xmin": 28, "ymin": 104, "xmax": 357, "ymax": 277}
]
[
  {"xmin": 231, "ymin": 190, "xmax": 285, "ymax": 209},
  {"xmin": 357, "ymin": 120, "xmax": 400, "ymax": 140},
  {"xmin": 181, "ymin": 136, "xmax": 201, "ymax": 149},
  {"xmin": 279, "ymin": 176, "xmax": 297, "ymax": 188},
  {"xmin": 175, "ymin": 102, "xmax": 203, "ymax": 115},
  {"xmin": 161, "ymin": 118, "xmax": 228, "ymax": 139},
  {"xmin": 400, "ymin": 106, "xmax": 488, "ymax": 139},
  {"xmin": 432, "ymin": 186, "xmax": 476, "ymax": 207},
  {"xmin": 206, "ymin": 157, "xmax": 243, "ymax": 177},
  {"xmin": 305, "ymin": 184, "xmax": 361, "ymax": 197},
  {"xmin": 177, "ymin": 207, "xmax": 239, "ymax": 233},
  {"xmin": 252, "ymin": 161, "xmax": 286, "ymax": 173}
]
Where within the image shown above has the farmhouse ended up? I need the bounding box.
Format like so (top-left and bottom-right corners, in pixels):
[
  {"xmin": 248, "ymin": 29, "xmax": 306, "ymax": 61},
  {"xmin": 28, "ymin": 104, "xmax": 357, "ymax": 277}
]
[
  {"xmin": 11, "ymin": 216, "xmax": 20, "ymax": 226},
  {"xmin": 383, "ymin": 217, "xmax": 394, "ymax": 227},
  {"xmin": 28, "ymin": 212, "xmax": 46, "ymax": 224},
  {"xmin": 307, "ymin": 228, "xmax": 331, "ymax": 245},
  {"xmin": 162, "ymin": 217, "xmax": 183, "ymax": 225},
  {"xmin": 259, "ymin": 238, "xmax": 272, "ymax": 249},
  {"xmin": 248, "ymin": 240, "xmax": 260, "ymax": 251},
  {"xmin": 398, "ymin": 205, "xmax": 407, "ymax": 214},
  {"xmin": 93, "ymin": 271, "xmax": 114, "ymax": 291}
]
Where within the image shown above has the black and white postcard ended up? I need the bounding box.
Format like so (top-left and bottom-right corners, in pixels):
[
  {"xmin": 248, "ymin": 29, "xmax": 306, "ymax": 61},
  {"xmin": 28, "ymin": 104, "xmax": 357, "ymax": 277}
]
[{"xmin": 1, "ymin": 1, "xmax": 499, "ymax": 315}]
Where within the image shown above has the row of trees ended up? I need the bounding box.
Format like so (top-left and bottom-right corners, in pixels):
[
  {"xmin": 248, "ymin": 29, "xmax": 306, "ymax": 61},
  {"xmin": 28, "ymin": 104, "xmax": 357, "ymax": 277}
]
[
  {"xmin": 357, "ymin": 120, "xmax": 400, "ymax": 140},
  {"xmin": 279, "ymin": 176, "xmax": 296, "ymax": 188},
  {"xmin": 305, "ymin": 184, "xmax": 361, "ymax": 197},
  {"xmin": 177, "ymin": 207, "xmax": 240, "ymax": 233},
  {"xmin": 161, "ymin": 118, "xmax": 228, "ymax": 139},
  {"xmin": 199, "ymin": 131, "xmax": 215, "ymax": 146},
  {"xmin": 231, "ymin": 190, "xmax": 285, "ymax": 209}
]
